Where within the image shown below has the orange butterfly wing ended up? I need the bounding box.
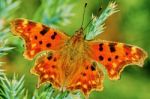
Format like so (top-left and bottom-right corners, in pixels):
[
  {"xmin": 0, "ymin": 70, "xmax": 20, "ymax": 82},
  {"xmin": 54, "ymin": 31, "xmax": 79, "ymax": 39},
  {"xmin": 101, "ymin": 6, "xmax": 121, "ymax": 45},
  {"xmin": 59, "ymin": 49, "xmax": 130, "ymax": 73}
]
[
  {"xmin": 30, "ymin": 51, "xmax": 62, "ymax": 88},
  {"xmin": 87, "ymin": 40, "xmax": 148, "ymax": 80},
  {"xmin": 11, "ymin": 18, "xmax": 69, "ymax": 60},
  {"xmin": 32, "ymin": 53, "xmax": 104, "ymax": 95},
  {"xmin": 67, "ymin": 60, "xmax": 104, "ymax": 95}
]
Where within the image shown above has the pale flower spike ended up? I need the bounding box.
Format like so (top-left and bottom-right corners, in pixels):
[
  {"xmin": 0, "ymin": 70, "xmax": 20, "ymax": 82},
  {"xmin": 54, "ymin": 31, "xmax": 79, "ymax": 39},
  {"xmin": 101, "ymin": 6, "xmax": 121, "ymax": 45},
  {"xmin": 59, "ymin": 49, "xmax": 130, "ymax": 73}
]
[{"xmin": 86, "ymin": 1, "xmax": 119, "ymax": 40}]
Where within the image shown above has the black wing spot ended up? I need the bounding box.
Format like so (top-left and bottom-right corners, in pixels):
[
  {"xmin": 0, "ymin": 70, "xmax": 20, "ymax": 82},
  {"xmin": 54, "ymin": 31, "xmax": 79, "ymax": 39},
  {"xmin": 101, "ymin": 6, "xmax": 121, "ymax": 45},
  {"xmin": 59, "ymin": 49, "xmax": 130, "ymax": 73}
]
[
  {"xmin": 99, "ymin": 47, "xmax": 103, "ymax": 51},
  {"xmin": 34, "ymin": 35, "xmax": 38, "ymax": 40},
  {"xmin": 39, "ymin": 41, "xmax": 43, "ymax": 44},
  {"xmin": 115, "ymin": 55, "xmax": 119, "ymax": 59},
  {"xmin": 81, "ymin": 72, "xmax": 86, "ymax": 76},
  {"xmin": 99, "ymin": 43, "xmax": 103, "ymax": 47},
  {"xmin": 51, "ymin": 32, "xmax": 57, "ymax": 40},
  {"xmin": 52, "ymin": 65, "xmax": 56, "ymax": 68},
  {"xmin": 40, "ymin": 25, "xmax": 49, "ymax": 35},
  {"xmin": 46, "ymin": 43, "xmax": 51, "ymax": 48},
  {"xmin": 109, "ymin": 43, "xmax": 116, "ymax": 52},
  {"xmin": 54, "ymin": 32, "xmax": 57, "ymax": 35},
  {"xmin": 47, "ymin": 55, "xmax": 52, "ymax": 60},
  {"xmin": 99, "ymin": 55, "xmax": 104, "ymax": 61},
  {"xmin": 91, "ymin": 63, "xmax": 96, "ymax": 71},
  {"xmin": 51, "ymin": 35, "xmax": 56, "ymax": 40},
  {"xmin": 108, "ymin": 57, "xmax": 112, "ymax": 61},
  {"xmin": 99, "ymin": 43, "xmax": 103, "ymax": 51}
]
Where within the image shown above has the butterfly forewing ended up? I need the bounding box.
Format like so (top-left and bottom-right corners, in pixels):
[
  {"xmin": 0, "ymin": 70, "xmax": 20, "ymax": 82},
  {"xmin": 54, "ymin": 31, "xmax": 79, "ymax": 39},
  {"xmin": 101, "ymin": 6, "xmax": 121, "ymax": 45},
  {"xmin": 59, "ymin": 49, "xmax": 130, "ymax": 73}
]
[
  {"xmin": 11, "ymin": 18, "xmax": 69, "ymax": 60},
  {"xmin": 87, "ymin": 40, "xmax": 148, "ymax": 80}
]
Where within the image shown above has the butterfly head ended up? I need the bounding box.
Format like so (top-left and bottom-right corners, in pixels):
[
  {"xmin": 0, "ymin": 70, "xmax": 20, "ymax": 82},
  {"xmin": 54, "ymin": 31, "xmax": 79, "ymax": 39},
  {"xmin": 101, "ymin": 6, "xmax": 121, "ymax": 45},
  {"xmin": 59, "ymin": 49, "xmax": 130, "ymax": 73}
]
[
  {"xmin": 69, "ymin": 28, "xmax": 85, "ymax": 45},
  {"xmin": 74, "ymin": 27, "xmax": 84, "ymax": 38},
  {"xmin": 75, "ymin": 27, "xmax": 83, "ymax": 34}
]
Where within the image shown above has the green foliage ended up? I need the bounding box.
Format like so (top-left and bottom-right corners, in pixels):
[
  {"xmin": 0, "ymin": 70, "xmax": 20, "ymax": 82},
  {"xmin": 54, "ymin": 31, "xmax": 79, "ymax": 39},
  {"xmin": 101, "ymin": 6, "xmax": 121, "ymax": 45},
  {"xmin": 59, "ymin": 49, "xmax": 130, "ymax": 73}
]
[
  {"xmin": 0, "ymin": 0, "xmax": 26, "ymax": 99},
  {"xmin": 0, "ymin": 0, "xmax": 20, "ymax": 51},
  {"xmin": 0, "ymin": 46, "xmax": 14, "ymax": 81},
  {"xmin": 86, "ymin": 2, "xmax": 118, "ymax": 40},
  {"xmin": 32, "ymin": 85, "xmax": 55, "ymax": 99},
  {"xmin": 0, "ymin": 74, "xmax": 27, "ymax": 99},
  {"xmin": 33, "ymin": 0, "xmax": 77, "ymax": 27},
  {"xmin": 32, "ymin": 84, "xmax": 83, "ymax": 99},
  {"xmin": 0, "ymin": 47, "xmax": 14, "ymax": 58},
  {"xmin": 119, "ymin": 0, "xmax": 150, "ymax": 56},
  {"xmin": 0, "ymin": 65, "xmax": 5, "ymax": 80},
  {"xmin": 0, "ymin": 0, "xmax": 20, "ymax": 30},
  {"xmin": 0, "ymin": 44, "xmax": 14, "ymax": 81},
  {"xmin": 0, "ymin": 37, "xmax": 23, "ymax": 99}
]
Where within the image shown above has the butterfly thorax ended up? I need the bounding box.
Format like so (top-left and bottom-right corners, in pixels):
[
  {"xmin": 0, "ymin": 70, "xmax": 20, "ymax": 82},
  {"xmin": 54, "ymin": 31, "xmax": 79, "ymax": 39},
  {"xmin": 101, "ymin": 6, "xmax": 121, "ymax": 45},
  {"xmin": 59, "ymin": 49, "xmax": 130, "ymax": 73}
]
[{"xmin": 69, "ymin": 28, "xmax": 84, "ymax": 45}]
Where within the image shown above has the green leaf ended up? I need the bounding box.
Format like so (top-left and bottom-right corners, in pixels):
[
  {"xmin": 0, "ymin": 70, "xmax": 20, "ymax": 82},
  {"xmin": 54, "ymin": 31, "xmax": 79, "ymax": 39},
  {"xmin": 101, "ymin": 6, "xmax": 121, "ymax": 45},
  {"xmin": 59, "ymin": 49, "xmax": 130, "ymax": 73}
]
[{"xmin": 55, "ymin": 91, "xmax": 69, "ymax": 99}]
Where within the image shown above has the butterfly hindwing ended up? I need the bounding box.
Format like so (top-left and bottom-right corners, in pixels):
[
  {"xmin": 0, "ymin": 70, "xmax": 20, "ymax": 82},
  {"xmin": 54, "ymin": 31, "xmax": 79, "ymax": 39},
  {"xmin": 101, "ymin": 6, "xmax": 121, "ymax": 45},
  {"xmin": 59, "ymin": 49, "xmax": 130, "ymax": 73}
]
[
  {"xmin": 67, "ymin": 60, "xmax": 104, "ymax": 95},
  {"xmin": 30, "ymin": 51, "xmax": 63, "ymax": 88},
  {"xmin": 87, "ymin": 40, "xmax": 148, "ymax": 80},
  {"xmin": 11, "ymin": 18, "xmax": 69, "ymax": 60}
]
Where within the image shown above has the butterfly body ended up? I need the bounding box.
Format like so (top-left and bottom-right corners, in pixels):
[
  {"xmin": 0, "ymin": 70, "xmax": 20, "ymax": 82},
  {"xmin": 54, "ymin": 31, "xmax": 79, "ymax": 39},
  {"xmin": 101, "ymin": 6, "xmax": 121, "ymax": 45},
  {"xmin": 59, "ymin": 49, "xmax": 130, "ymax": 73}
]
[{"xmin": 11, "ymin": 18, "xmax": 147, "ymax": 96}]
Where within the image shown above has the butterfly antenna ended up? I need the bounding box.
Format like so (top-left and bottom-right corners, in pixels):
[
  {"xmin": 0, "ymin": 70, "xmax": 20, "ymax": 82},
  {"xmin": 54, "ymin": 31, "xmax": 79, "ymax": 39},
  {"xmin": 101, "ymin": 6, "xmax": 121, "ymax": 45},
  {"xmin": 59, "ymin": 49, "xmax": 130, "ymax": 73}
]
[
  {"xmin": 81, "ymin": 3, "xmax": 87, "ymax": 28},
  {"xmin": 83, "ymin": 7, "xmax": 102, "ymax": 31}
]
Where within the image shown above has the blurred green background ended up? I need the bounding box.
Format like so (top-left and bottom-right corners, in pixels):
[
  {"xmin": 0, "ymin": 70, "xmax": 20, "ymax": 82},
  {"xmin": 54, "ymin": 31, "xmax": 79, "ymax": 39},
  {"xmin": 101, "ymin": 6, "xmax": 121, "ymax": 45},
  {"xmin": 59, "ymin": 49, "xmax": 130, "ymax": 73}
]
[{"xmin": 0, "ymin": 0, "xmax": 150, "ymax": 99}]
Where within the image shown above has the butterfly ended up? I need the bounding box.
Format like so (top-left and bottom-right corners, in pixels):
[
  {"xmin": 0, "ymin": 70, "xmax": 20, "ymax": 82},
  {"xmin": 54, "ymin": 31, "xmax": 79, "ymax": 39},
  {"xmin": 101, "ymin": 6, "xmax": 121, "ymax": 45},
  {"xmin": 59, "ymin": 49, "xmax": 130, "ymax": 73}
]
[{"xmin": 10, "ymin": 18, "xmax": 148, "ymax": 97}]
